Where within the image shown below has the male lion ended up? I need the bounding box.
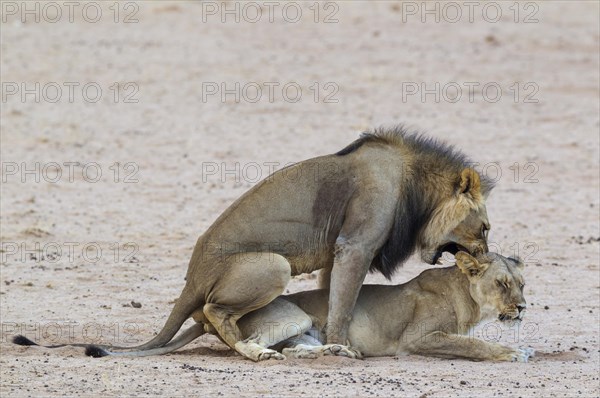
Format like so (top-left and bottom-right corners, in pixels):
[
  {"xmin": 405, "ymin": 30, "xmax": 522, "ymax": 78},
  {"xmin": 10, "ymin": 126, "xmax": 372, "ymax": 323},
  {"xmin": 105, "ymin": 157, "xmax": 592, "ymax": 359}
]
[
  {"xmin": 14, "ymin": 126, "xmax": 494, "ymax": 360},
  {"xmin": 76, "ymin": 252, "xmax": 533, "ymax": 362}
]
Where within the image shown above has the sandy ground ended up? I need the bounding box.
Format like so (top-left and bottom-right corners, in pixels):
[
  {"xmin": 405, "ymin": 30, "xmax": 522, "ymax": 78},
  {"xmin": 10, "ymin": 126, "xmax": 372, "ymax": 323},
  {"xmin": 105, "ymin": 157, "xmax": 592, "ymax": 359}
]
[{"xmin": 1, "ymin": 1, "xmax": 599, "ymax": 397}]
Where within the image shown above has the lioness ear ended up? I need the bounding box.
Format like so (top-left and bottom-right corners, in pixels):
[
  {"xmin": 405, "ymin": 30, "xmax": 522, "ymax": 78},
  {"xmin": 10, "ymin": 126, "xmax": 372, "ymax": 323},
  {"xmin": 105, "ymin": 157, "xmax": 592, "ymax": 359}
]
[
  {"xmin": 455, "ymin": 251, "xmax": 488, "ymax": 278},
  {"xmin": 458, "ymin": 168, "xmax": 482, "ymax": 200},
  {"xmin": 508, "ymin": 256, "xmax": 525, "ymax": 270}
]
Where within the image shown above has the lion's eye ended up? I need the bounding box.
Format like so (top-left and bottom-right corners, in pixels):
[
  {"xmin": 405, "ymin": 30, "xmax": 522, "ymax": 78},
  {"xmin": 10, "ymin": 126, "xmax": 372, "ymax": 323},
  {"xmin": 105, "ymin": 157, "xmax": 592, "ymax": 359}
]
[{"xmin": 496, "ymin": 280, "xmax": 510, "ymax": 289}]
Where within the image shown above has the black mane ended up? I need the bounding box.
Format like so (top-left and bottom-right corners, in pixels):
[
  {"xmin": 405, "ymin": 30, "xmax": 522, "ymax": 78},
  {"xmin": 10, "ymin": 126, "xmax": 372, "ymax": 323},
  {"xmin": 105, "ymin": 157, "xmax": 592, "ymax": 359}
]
[
  {"xmin": 338, "ymin": 125, "xmax": 494, "ymax": 279},
  {"xmin": 370, "ymin": 177, "xmax": 434, "ymax": 279}
]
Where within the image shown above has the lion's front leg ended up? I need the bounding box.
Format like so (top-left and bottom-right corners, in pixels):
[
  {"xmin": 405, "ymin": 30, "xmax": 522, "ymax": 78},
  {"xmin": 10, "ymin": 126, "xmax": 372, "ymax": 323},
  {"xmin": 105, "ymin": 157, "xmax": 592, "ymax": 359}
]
[
  {"xmin": 326, "ymin": 201, "xmax": 395, "ymax": 351},
  {"xmin": 326, "ymin": 240, "xmax": 370, "ymax": 347},
  {"xmin": 325, "ymin": 188, "xmax": 396, "ymax": 354},
  {"xmin": 407, "ymin": 331, "xmax": 535, "ymax": 362},
  {"xmin": 317, "ymin": 267, "xmax": 332, "ymax": 290}
]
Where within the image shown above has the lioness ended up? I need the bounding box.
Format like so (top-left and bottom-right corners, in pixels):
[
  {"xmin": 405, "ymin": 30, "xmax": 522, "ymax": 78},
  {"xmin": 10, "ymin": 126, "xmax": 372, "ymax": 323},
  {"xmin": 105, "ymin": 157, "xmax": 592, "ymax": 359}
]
[
  {"xmin": 77, "ymin": 251, "xmax": 533, "ymax": 362},
  {"xmin": 14, "ymin": 126, "xmax": 494, "ymax": 360},
  {"xmin": 269, "ymin": 251, "xmax": 533, "ymax": 362}
]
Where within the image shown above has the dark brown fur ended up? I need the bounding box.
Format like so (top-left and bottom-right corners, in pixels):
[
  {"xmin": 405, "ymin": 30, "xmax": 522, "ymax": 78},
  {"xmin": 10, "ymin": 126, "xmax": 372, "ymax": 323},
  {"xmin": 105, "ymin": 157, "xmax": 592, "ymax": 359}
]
[{"xmin": 338, "ymin": 126, "xmax": 494, "ymax": 279}]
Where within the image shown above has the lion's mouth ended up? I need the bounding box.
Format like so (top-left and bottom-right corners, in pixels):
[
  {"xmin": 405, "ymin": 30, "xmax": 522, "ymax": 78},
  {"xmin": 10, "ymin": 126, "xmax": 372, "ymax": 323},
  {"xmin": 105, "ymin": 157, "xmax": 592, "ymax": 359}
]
[
  {"xmin": 432, "ymin": 242, "xmax": 469, "ymax": 264},
  {"xmin": 498, "ymin": 312, "xmax": 522, "ymax": 323}
]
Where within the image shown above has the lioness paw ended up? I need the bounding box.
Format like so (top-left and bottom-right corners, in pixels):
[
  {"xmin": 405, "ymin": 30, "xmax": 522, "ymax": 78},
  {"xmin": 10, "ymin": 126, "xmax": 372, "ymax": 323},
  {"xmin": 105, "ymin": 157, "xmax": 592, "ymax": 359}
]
[
  {"xmin": 235, "ymin": 341, "xmax": 285, "ymax": 362},
  {"xmin": 322, "ymin": 344, "xmax": 363, "ymax": 359},
  {"xmin": 257, "ymin": 349, "xmax": 286, "ymax": 361},
  {"xmin": 512, "ymin": 347, "xmax": 535, "ymax": 363}
]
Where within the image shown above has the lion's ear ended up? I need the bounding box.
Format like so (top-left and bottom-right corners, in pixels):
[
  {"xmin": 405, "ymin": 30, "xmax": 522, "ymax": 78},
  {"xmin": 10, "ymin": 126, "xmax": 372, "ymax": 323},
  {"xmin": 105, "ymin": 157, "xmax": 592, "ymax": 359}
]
[
  {"xmin": 458, "ymin": 168, "xmax": 482, "ymax": 201},
  {"xmin": 455, "ymin": 251, "xmax": 488, "ymax": 279}
]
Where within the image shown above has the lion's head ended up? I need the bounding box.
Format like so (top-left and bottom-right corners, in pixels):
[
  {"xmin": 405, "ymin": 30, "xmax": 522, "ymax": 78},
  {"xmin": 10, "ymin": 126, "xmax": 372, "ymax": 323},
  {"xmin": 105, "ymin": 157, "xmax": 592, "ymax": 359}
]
[
  {"xmin": 455, "ymin": 251, "xmax": 527, "ymax": 324},
  {"xmin": 420, "ymin": 168, "xmax": 492, "ymax": 265}
]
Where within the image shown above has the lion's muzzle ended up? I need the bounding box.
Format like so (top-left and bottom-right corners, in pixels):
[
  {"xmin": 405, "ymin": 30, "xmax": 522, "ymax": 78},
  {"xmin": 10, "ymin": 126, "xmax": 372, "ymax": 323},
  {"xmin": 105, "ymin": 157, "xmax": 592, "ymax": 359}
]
[{"xmin": 499, "ymin": 303, "xmax": 527, "ymax": 323}]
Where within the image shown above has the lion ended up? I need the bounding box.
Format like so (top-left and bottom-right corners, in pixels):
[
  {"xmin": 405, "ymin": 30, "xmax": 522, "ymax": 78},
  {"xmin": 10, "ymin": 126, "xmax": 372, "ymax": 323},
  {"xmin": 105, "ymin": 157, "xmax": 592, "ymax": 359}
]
[
  {"xmin": 74, "ymin": 252, "xmax": 533, "ymax": 363},
  {"xmin": 13, "ymin": 126, "xmax": 494, "ymax": 360},
  {"xmin": 268, "ymin": 251, "xmax": 534, "ymax": 362}
]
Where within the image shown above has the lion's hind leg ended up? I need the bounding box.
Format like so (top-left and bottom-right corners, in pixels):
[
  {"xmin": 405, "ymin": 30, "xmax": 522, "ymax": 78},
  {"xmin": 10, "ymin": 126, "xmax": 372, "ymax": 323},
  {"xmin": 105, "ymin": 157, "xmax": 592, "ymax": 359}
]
[
  {"xmin": 279, "ymin": 331, "xmax": 324, "ymax": 359},
  {"xmin": 236, "ymin": 297, "xmax": 314, "ymax": 361},
  {"xmin": 280, "ymin": 330, "xmax": 362, "ymax": 359},
  {"xmin": 202, "ymin": 253, "xmax": 292, "ymax": 361},
  {"xmin": 282, "ymin": 343, "xmax": 362, "ymax": 359}
]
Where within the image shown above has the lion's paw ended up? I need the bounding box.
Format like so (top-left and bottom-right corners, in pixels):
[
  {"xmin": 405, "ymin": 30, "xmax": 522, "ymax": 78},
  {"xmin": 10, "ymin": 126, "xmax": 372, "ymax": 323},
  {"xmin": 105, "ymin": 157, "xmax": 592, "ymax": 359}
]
[
  {"xmin": 235, "ymin": 341, "xmax": 285, "ymax": 362},
  {"xmin": 257, "ymin": 349, "xmax": 286, "ymax": 361},
  {"xmin": 322, "ymin": 344, "xmax": 363, "ymax": 359},
  {"xmin": 512, "ymin": 347, "xmax": 535, "ymax": 363}
]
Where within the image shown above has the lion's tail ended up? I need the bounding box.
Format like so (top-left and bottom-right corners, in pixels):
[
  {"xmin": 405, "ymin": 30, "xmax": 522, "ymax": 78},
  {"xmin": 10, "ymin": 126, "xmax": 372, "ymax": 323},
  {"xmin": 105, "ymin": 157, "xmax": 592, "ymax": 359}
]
[
  {"xmin": 85, "ymin": 323, "xmax": 205, "ymax": 358},
  {"xmin": 110, "ymin": 283, "xmax": 202, "ymax": 352},
  {"xmin": 13, "ymin": 283, "xmax": 202, "ymax": 355}
]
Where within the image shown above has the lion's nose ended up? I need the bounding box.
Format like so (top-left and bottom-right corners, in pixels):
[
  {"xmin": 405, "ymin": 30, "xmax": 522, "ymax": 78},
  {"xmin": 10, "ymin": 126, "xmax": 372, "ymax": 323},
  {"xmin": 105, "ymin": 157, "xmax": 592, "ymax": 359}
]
[{"xmin": 517, "ymin": 304, "xmax": 526, "ymax": 313}]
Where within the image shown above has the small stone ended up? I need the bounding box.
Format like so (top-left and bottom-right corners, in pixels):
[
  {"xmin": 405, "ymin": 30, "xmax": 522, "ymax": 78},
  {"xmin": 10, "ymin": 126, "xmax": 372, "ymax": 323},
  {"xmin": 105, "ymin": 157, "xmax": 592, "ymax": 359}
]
[{"xmin": 131, "ymin": 301, "xmax": 142, "ymax": 308}]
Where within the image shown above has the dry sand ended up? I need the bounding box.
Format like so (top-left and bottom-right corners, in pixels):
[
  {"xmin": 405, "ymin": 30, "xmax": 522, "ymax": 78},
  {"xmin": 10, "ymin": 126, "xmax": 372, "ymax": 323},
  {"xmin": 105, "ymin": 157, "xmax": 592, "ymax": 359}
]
[{"xmin": 1, "ymin": 1, "xmax": 599, "ymax": 397}]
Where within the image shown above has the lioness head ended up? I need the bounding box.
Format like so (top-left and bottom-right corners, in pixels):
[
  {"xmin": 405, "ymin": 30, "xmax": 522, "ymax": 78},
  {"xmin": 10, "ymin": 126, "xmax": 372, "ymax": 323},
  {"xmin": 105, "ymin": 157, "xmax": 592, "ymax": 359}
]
[
  {"xmin": 455, "ymin": 251, "xmax": 527, "ymax": 323},
  {"xmin": 421, "ymin": 168, "xmax": 492, "ymax": 265}
]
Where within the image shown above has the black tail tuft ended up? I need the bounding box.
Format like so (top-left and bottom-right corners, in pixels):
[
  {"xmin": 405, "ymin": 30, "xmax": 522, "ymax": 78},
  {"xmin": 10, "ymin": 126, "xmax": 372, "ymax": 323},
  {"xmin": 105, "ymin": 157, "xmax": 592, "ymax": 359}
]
[
  {"xmin": 12, "ymin": 335, "xmax": 38, "ymax": 346},
  {"xmin": 85, "ymin": 345, "xmax": 109, "ymax": 358}
]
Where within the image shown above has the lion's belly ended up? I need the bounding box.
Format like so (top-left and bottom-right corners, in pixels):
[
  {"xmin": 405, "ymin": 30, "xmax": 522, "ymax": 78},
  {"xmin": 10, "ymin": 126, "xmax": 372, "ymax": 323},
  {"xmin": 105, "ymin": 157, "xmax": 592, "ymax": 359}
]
[
  {"xmin": 198, "ymin": 156, "xmax": 350, "ymax": 274},
  {"xmin": 288, "ymin": 249, "xmax": 333, "ymax": 275},
  {"xmin": 347, "ymin": 309, "xmax": 399, "ymax": 357}
]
